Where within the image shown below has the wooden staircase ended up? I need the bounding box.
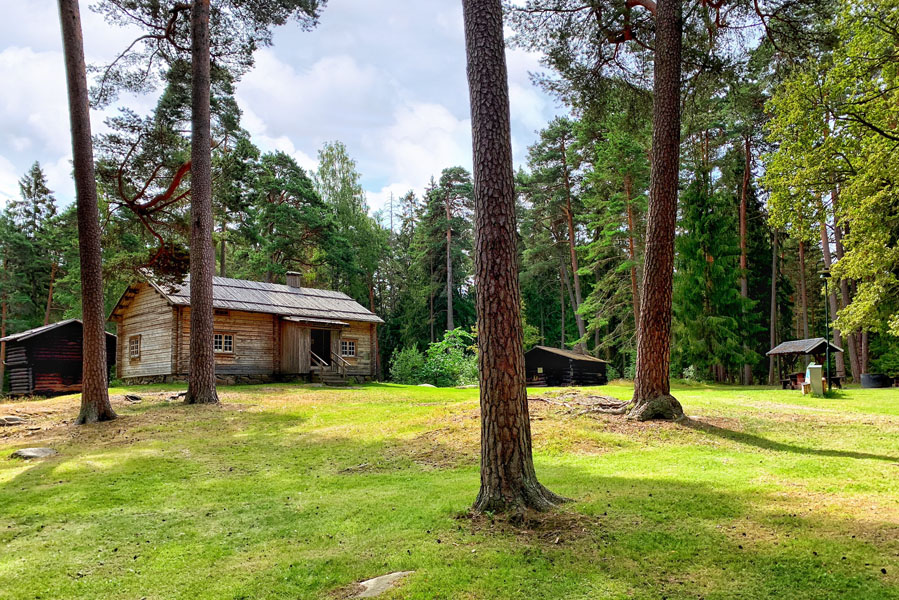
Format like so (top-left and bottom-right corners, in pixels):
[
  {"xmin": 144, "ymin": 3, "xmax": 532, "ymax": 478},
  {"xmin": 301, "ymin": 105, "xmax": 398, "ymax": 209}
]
[{"xmin": 310, "ymin": 350, "xmax": 351, "ymax": 387}]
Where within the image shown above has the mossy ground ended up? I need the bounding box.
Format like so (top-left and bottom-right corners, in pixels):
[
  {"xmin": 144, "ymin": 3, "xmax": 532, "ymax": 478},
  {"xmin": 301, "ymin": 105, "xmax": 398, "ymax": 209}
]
[{"xmin": 1, "ymin": 382, "xmax": 897, "ymax": 599}]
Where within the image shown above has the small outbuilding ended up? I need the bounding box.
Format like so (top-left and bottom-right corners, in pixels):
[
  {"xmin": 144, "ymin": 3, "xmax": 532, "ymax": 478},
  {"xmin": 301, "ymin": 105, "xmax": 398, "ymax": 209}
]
[
  {"xmin": 0, "ymin": 319, "xmax": 117, "ymax": 396},
  {"xmin": 525, "ymin": 345, "xmax": 609, "ymax": 387},
  {"xmin": 766, "ymin": 337, "xmax": 843, "ymax": 389}
]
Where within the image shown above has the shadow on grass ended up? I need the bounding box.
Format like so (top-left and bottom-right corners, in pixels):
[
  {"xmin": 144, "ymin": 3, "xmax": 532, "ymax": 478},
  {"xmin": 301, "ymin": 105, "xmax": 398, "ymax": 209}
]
[{"xmin": 680, "ymin": 417, "xmax": 899, "ymax": 462}]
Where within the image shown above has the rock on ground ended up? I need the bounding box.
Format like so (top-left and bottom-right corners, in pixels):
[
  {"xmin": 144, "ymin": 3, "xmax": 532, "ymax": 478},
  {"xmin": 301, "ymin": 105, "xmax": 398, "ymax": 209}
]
[
  {"xmin": 417, "ymin": 383, "xmax": 436, "ymax": 388},
  {"xmin": 0, "ymin": 415, "xmax": 27, "ymax": 426},
  {"xmin": 354, "ymin": 571, "xmax": 414, "ymax": 598},
  {"xmin": 10, "ymin": 448, "xmax": 57, "ymax": 460}
]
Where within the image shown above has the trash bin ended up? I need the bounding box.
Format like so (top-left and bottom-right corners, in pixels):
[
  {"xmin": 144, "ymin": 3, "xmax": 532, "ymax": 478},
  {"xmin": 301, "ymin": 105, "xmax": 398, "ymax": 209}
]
[{"xmin": 806, "ymin": 363, "xmax": 823, "ymax": 395}]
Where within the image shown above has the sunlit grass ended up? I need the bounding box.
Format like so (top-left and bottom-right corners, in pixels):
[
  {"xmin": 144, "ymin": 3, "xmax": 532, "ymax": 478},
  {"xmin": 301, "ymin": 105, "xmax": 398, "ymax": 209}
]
[{"xmin": 1, "ymin": 382, "xmax": 897, "ymax": 599}]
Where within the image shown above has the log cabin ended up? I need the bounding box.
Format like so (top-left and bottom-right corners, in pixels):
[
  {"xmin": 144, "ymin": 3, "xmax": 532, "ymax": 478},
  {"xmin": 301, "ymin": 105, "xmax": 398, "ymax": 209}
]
[
  {"xmin": 524, "ymin": 345, "xmax": 609, "ymax": 387},
  {"xmin": 0, "ymin": 319, "xmax": 116, "ymax": 396},
  {"xmin": 109, "ymin": 272, "xmax": 383, "ymax": 385}
]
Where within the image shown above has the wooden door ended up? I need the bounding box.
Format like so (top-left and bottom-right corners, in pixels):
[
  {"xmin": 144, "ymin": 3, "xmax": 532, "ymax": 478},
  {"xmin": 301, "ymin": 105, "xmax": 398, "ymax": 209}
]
[{"xmin": 280, "ymin": 322, "xmax": 311, "ymax": 374}]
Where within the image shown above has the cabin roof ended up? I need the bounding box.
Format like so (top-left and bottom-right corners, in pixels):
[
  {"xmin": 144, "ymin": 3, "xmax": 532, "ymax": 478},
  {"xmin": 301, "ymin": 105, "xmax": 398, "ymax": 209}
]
[
  {"xmin": 0, "ymin": 319, "xmax": 117, "ymax": 343},
  {"xmin": 111, "ymin": 276, "xmax": 384, "ymax": 323},
  {"xmin": 766, "ymin": 337, "xmax": 843, "ymax": 356},
  {"xmin": 527, "ymin": 345, "xmax": 610, "ymax": 363}
]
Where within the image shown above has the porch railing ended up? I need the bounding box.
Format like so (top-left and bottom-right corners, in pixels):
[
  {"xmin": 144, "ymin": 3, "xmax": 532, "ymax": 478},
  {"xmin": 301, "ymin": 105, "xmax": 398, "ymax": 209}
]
[{"xmin": 331, "ymin": 352, "xmax": 350, "ymax": 377}]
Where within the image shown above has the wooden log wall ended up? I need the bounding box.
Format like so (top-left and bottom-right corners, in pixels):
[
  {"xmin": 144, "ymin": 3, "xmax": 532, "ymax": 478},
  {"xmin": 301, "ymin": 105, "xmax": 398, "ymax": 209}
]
[
  {"xmin": 175, "ymin": 308, "xmax": 276, "ymax": 375},
  {"xmin": 116, "ymin": 283, "xmax": 173, "ymax": 379}
]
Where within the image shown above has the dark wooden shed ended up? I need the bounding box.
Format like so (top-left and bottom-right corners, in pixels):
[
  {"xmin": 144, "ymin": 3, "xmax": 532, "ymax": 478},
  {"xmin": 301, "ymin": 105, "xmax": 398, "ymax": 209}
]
[
  {"xmin": 1, "ymin": 319, "xmax": 116, "ymax": 396},
  {"xmin": 525, "ymin": 345, "xmax": 609, "ymax": 386}
]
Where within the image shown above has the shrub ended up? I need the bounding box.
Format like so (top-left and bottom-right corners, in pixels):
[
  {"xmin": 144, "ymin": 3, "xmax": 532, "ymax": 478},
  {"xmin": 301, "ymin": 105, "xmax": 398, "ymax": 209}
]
[{"xmin": 389, "ymin": 346, "xmax": 426, "ymax": 384}]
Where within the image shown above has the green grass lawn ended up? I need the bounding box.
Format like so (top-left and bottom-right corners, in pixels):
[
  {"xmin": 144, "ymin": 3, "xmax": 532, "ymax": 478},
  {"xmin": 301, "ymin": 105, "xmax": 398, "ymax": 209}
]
[{"xmin": 1, "ymin": 382, "xmax": 897, "ymax": 599}]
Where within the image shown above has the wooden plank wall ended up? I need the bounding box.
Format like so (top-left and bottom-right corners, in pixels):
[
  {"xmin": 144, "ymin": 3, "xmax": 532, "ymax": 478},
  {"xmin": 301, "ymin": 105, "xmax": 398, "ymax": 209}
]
[
  {"xmin": 340, "ymin": 321, "xmax": 373, "ymax": 377},
  {"xmin": 175, "ymin": 308, "xmax": 276, "ymax": 375},
  {"xmin": 117, "ymin": 283, "xmax": 173, "ymax": 379},
  {"xmin": 279, "ymin": 322, "xmax": 311, "ymax": 374}
]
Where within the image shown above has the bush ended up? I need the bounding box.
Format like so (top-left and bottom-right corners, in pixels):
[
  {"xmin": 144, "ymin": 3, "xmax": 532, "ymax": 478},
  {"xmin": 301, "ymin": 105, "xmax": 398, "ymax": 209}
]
[
  {"xmin": 389, "ymin": 346, "xmax": 426, "ymax": 384},
  {"xmin": 390, "ymin": 329, "xmax": 478, "ymax": 387}
]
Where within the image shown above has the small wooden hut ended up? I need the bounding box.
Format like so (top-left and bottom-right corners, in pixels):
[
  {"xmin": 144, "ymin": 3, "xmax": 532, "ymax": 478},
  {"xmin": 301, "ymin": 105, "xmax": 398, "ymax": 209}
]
[
  {"xmin": 0, "ymin": 320, "xmax": 117, "ymax": 396},
  {"xmin": 766, "ymin": 337, "xmax": 843, "ymax": 389},
  {"xmin": 525, "ymin": 345, "xmax": 609, "ymax": 386}
]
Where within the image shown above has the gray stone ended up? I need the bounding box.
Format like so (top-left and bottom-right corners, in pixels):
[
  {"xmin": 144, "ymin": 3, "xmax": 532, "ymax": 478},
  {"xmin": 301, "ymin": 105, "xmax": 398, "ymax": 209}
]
[
  {"xmin": 124, "ymin": 394, "xmax": 142, "ymax": 403},
  {"xmin": 0, "ymin": 415, "xmax": 26, "ymax": 426},
  {"xmin": 417, "ymin": 383, "xmax": 436, "ymax": 388},
  {"xmin": 455, "ymin": 384, "xmax": 478, "ymax": 389},
  {"xmin": 10, "ymin": 448, "xmax": 57, "ymax": 460},
  {"xmin": 354, "ymin": 571, "xmax": 414, "ymax": 598}
]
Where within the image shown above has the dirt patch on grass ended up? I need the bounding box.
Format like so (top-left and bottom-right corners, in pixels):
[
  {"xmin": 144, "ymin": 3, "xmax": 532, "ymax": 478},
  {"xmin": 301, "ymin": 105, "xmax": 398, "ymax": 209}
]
[{"xmin": 457, "ymin": 508, "xmax": 606, "ymax": 546}]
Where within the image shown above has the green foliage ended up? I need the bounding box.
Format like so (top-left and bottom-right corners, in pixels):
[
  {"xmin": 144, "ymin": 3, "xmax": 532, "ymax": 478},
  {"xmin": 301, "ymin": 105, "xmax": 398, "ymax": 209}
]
[
  {"xmin": 388, "ymin": 346, "xmax": 426, "ymax": 385},
  {"xmin": 389, "ymin": 329, "xmax": 477, "ymax": 387}
]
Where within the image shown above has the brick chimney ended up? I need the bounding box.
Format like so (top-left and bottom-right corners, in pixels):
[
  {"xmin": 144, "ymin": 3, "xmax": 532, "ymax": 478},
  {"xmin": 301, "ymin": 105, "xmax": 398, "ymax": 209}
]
[{"xmin": 286, "ymin": 271, "xmax": 303, "ymax": 289}]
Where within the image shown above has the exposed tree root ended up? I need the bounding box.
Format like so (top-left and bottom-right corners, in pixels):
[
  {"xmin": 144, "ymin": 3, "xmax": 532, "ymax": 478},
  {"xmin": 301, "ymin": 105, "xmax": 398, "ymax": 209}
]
[
  {"xmin": 627, "ymin": 394, "xmax": 684, "ymax": 421},
  {"xmin": 532, "ymin": 393, "xmax": 631, "ymax": 416}
]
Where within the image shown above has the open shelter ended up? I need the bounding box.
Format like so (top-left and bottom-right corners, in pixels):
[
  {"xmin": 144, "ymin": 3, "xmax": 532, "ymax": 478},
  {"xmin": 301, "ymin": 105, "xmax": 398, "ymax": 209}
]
[{"xmin": 766, "ymin": 337, "xmax": 843, "ymax": 390}]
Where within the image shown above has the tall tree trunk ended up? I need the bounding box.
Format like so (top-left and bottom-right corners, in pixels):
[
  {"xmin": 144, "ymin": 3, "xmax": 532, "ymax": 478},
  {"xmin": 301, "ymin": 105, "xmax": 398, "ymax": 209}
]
[
  {"xmin": 768, "ymin": 231, "xmax": 779, "ymax": 385},
  {"xmin": 58, "ymin": 0, "xmax": 116, "ymax": 424},
  {"xmin": 819, "ymin": 205, "xmax": 845, "ymax": 378},
  {"xmin": 219, "ymin": 219, "xmax": 226, "ymax": 278},
  {"xmin": 463, "ymin": 0, "xmax": 563, "ymax": 512},
  {"xmin": 369, "ymin": 283, "xmax": 381, "ymax": 380},
  {"xmin": 185, "ymin": 0, "xmax": 219, "ymax": 405},
  {"xmin": 446, "ymin": 192, "xmax": 454, "ymax": 331},
  {"xmin": 559, "ymin": 273, "xmax": 566, "ymax": 348},
  {"xmin": 560, "ymin": 257, "xmax": 579, "ymax": 346},
  {"xmin": 798, "ymin": 238, "xmax": 810, "ymax": 351},
  {"xmin": 1, "ymin": 263, "xmax": 6, "ymax": 395},
  {"xmin": 833, "ymin": 221, "xmax": 860, "ymax": 381},
  {"xmin": 739, "ymin": 135, "xmax": 752, "ymax": 385},
  {"xmin": 630, "ymin": 0, "xmax": 684, "ymax": 421},
  {"xmin": 44, "ymin": 260, "xmax": 58, "ymax": 326},
  {"xmin": 624, "ymin": 174, "xmax": 641, "ymax": 332},
  {"xmin": 429, "ymin": 259, "xmax": 435, "ymax": 343},
  {"xmin": 560, "ymin": 136, "xmax": 586, "ymax": 350}
]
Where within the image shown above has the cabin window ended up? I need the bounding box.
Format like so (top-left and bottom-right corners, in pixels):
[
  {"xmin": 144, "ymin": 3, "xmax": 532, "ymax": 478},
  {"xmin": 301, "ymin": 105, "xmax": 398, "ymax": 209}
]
[
  {"xmin": 214, "ymin": 333, "xmax": 234, "ymax": 354},
  {"xmin": 129, "ymin": 335, "xmax": 141, "ymax": 359},
  {"xmin": 340, "ymin": 339, "xmax": 356, "ymax": 357}
]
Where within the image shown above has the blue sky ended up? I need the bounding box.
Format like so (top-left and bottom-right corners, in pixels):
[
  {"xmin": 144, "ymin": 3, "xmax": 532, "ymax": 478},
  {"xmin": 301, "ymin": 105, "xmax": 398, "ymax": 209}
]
[{"xmin": 0, "ymin": 0, "xmax": 564, "ymax": 216}]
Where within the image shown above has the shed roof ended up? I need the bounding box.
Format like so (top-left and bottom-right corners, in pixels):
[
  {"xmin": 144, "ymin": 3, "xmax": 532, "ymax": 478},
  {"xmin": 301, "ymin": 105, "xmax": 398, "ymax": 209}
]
[
  {"xmin": 111, "ymin": 276, "xmax": 383, "ymax": 324},
  {"xmin": 766, "ymin": 337, "xmax": 843, "ymax": 356},
  {"xmin": 528, "ymin": 345, "xmax": 610, "ymax": 363},
  {"xmin": 0, "ymin": 319, "xmax": 117, "ymax": 343}
]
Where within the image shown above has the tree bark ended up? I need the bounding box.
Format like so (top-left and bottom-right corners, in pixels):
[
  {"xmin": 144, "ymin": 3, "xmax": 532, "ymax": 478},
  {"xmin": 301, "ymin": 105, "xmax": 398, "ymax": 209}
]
[
  {"xmin": 44, "ymin": 261, "xmax": 58, "ymax": 326},
  {"xmin": 560, "ymin": 135, "xmax": 586, "ymax": 350},
  {"xmin": 559, "ymin": 272, "xmax": 566, "ymax": 348},
  {"xmin": 624, "ymin": 174, "xmax": 641, "ymax": 333},
  {"xmin": 833, "ymin": 220, "xmax": 860, "ymax": 381},
  {"xmin": 463, "ymin": 0, "xmax": 564, "ymax": 513},
  {"xmin": 369, "ymin": 283, "xmax": 381, "ymax": 380},
  {"xmin": 797, "ymin": 238, "xmax": 810, "ymax": 340},
  {"xmin": 185, "ymin": 0, "xmax": 219, "ymax": 405},
  {"xmin": 58, "ymin": 0, "xmax": 116, "ymax": 424},
  {"xmin": 219, "ymin": 218, "xmax": 226, "ymax": 278},
  {"xmin": 630, "ymin": 0, "xmax": 684, "ymax": 421},
  {"xmin": 739, "ymin": 135, "xmax": 752, "ymax": 385},
  {"xmin": 446, "ymin": 190, "xmax": 455, "ymax": 331},
  {"xmin": 819, "ymin": 206, "xmax": 845, "ymax": 378},
  {"xmin": 768, "ymin": 231, "xmax": 779, "ymax": 385},
  {"xmin": 1, "ymin": 264, "xmax": 6, "ymax": 395}
]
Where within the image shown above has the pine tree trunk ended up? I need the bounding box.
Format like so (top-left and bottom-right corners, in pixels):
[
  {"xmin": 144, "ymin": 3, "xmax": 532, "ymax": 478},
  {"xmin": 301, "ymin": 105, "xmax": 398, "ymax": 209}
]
[
  {"xmin": 58, "ymin": 0, "xmax": 116, "ymax": 424},
  {"xmin": 833, "ymin": 221, "xmax": 860, "ymax": 381},
  {"xmin": 739, "ymin": 135, "xmax": 752, "ymax": 385},
  {"xmin": 798, "ymin": 238, "xmax": 810, "ymax": 343},
  {"xmin": 819, "ymin": 209, "xmax": 845, "ymax": 378},
  {"xmin": 624, "ymin": 174, "xmax": 641, "ymax": 333},
  {"xmin": 44, "ymin": 261, "xmax": 57, "ymax": 326},
  {"xmin": 446, "ymin": 192, "xmax": 454, "ymax": 331},
  {"xmin": 630, "ymin": 0, "xmax": 684, "ymax": 421},
  {"xmin": 768, "ymin": 231, "xmax": 779, "ymax": 385},
  {"xmin": 560, "ymin": 136, "xmax": 586, "ymax": 349},
  {"xmin": 1, "ymin": 272, "xmax": 6, "ymax": 395},
  {"xmin": 560, "ymin": 258, "xmax": 579, "ymax": 347},
  {"xmin": 559, "ymin": 274, "xmax": 566, "ymax": 348},
  {"xmin": 369, "ymin": 283, "xmax": 381, "ymax": 380},
  {"xmin": 463, "ymin": 0, "xmax": 563, "ymax": 512},
  {"xmin": 219, "ymin": 219, "xmax": 226, "ymax": 278},
  {"xmin": 185, "ymin": 0, "xmax": 219, "ymax": 405}
]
